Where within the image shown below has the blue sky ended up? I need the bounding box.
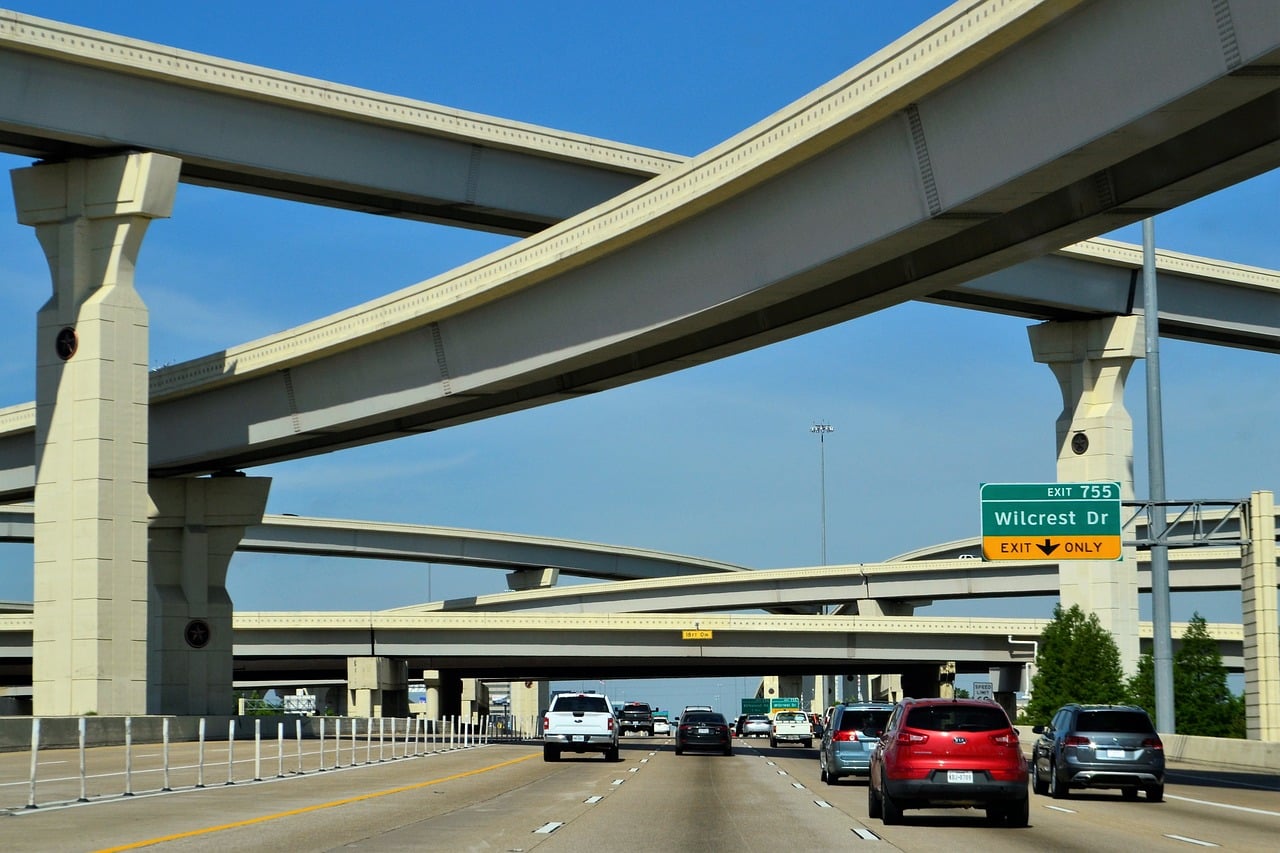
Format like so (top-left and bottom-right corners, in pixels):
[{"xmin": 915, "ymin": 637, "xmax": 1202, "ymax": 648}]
[{"xmin": 1, "ymin": 2, "xmax": 1276, "ymax": 710}]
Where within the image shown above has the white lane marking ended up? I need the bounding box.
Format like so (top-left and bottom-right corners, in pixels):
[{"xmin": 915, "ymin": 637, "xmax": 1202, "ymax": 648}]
[
  {"xmin": 584, "ymin": 795, "xmax": 603, "ymax": 804},
  {"xmin": 766, "ymin": 761, "xmax": 776, "ymax": 766},
  {"xmin": 628, "ymin": 767, "xmax": 638, "ymax": 773},
  {"xmin": 1045, "ymin": 805, "xmax": 1077, "ymax": 814},
  {"xmin": 814, "ymin": 800, "xmax": 832, "ymax": 808},
  {"xmin": 792, "ymin": 782, "xmax": 806, "ymax": 789},
  {"xmin": 640, "ymin": 758, "xmax": 649, "ymax": 763},
  {"xmin": 1164, "ymin": 835, "xmax": 1219, "ymax": 848},
  {"xmin": 852, "ymin": 828, "xmax": 880, "ymax": 840},
  {"xmin": 611, "ymin": 779, "xmax": 625, "ymax": 785},
  {"xmin": 777, "ymin": 770, "xmax": 788, "ymax": 776},
  {"xmin": 534, "ymin": 822, "xmax": 563, "ymax": 834},
  {"xmin": 1168, "ymin": 794, "xmax": 1280, "ymax": 818}
]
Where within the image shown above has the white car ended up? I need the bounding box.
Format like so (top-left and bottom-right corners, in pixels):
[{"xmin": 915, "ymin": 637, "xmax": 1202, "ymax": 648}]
[{"xmin": 653, "ymin": 717, "xmax": 671, "ymax": 736}]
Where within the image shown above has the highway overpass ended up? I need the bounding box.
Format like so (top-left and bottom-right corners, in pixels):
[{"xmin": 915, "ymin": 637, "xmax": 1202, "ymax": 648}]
[
  {"xmin": 0, "ymin": 1, "xmax": 1278, "ymax": 496},
  {"xmin": 0, "ymin": 611, "xmax": 1246, "ymax": 684}
]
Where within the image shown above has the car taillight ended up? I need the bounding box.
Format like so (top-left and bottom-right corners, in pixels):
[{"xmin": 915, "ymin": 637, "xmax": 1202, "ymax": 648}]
[
  {"xmin": 833, "ymin": 730, "xmax": 857, "ymax": 742},
  {"xmin": 897, "ymin": 731, "xmax": 928, "ymax": 745},
  {"xmin": 607, "ymin": 717, "xmax": 615, "ymax": 732},
  {"xmin": 542, "ymin": 716, "xmax": 550, "ymax": 730},
  {"xmin": 1143, "ymin": 737, "xmax": 1163, "ymax": 750},
  {"xmin": 1064, "ymin": 735, "xmax": 1090, "ymax": 747},
  {"xmin": 990, "ymin": 731, "xmax": 1018, "ymax": 746}
]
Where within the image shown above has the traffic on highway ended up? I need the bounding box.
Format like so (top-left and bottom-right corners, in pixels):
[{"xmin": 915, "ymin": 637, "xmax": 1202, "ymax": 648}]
[{"xmin": 1, "ymin": 709, "xmax": 1275, "ymax": 851}]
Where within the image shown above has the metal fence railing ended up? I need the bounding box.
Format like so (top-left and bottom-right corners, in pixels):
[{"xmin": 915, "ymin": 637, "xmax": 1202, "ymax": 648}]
[{"xmin": 0, "ymin": 713, "xmax": 541, "ymax": 812}]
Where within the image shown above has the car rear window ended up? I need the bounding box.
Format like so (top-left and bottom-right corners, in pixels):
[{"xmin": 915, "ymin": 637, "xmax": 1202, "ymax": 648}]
[
  {"xmin": 747, "ymin": 715, "xmax": 770, "ymax": 722},
  {"xmin": 553, "ymin": 696, "xmax": 609, "ymax": 713},
  {"xmin": 904, "ymin": 705, "xmax": 1010, "ymax": 732},
  {"xmin": 684, "ymin": 712, "xmax": 726, "ymax": 725},
  {"xmin": 775, "ymin": 712, "xmax": 806, "ymax": 722},
  {"xmin": 838, "ymin": 709, "xmax": 891, "ymax": 734},
  {"xmin": 1076, "ymin": 710, "xmax": 1155, "ymax": 733}
]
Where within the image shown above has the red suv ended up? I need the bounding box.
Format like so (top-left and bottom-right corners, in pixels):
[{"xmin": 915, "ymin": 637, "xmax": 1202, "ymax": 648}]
[{"xmin": 868, "ymin": 697, "xmax": 1029, "ymax": 826}]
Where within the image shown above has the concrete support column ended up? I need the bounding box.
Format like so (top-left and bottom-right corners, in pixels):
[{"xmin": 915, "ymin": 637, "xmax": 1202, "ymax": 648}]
[
  {"xmin": 506, "ymin": 567, "xmax": 559, "ymax": 591},
  {"xmin": 13, "ymin": 153, "xmax": 181, "ymax": 716},
  {"xmin": 1029, "ymin": 316, "xmax": 1143, "ymax": 672},
  {"xmin": 1242, "ymin": 490, "xmax": 1279, "ymax": 740},
  {"xmin": 423, "ymin": 669, "xmax": 442, "ymax": 721},
  {"xmin": 347, "ymin": 657, "xmax": 409, "ymax": 719},
  {"xmin": 148, "ymin": 475, "xmax": 270, "ymax": 715},
  {"xmin": 510, "ymin": 679, "xmax": 549, "ymax": 734}
]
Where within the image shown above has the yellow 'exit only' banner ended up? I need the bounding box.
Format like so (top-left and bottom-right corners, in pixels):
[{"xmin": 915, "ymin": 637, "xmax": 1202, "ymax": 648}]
[{"xmin": 982, "ymin": 535, "xmax": 1122, "ymax": 561}]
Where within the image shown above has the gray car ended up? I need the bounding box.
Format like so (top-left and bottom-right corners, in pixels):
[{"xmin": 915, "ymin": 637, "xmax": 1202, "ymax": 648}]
[
  {"xmin": 1031, "ymin": 704, "xmax": 1165, "ymax": 801},
  {"xmin": 819, "ymin": 702, "xmax": 894, "ymax": 784}
]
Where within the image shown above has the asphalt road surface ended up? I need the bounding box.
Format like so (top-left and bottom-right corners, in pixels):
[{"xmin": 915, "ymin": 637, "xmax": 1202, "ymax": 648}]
[{"xmin": 1, "ymin": 735, "xmax": 1276, "ymax": 851}]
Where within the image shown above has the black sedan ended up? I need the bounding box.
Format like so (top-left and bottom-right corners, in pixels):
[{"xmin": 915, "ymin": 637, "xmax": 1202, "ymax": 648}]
[{"xmin": 675, "ymin": 711, "xmax": 733, "ymax": 755}]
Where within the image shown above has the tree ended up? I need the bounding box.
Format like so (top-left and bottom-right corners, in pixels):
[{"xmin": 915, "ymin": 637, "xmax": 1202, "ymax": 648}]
[
  {"xmin": 1128, "ymin": 613, "xmax": 1245, "ymax": 737},
  {"xmin": 1023, "ymin": 604, "xmax": 1125, "ymax": 725}
]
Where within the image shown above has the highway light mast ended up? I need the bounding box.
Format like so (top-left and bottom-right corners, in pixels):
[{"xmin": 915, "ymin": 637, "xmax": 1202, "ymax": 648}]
[{"xmin": 810, "ymin": 423, "xmax": 834, "ymax": 566}]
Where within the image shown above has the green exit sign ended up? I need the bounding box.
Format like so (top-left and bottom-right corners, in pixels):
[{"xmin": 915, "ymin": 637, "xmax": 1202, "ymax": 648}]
[{"xmin": 980, "ymin": 482, "xmax": 1122, "ymax": 561}]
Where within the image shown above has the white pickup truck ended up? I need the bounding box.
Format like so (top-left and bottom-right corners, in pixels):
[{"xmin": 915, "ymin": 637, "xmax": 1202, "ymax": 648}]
[
  {"xmin": 543, "ymin": 692, "xmax": 620, "ymax": 761},
  {"xmin": 770, "ymin": 710, "xmax": 814, "ymax": 748}
]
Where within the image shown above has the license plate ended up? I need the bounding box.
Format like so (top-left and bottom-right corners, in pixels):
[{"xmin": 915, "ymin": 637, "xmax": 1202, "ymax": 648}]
[
  {"xmin": 1105, "ymin": 748, "xmax": 1125, "ymax": 758},
  {"xmin": 572, "ymin": 735, "xmax": 586, "ymax": 742},
  {"xmin": 947, "ymin": 770, "xmax": 973, "ymax": 783},
  {"xmin": 697, "ymin": 727, "xmax": 709, "ymax": 734}
]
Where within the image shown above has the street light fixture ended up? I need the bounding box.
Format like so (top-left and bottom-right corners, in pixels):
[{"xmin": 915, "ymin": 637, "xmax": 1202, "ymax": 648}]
[{"xmin": 810, "ymin": 423, "xmax": 834, "ymax": 565}]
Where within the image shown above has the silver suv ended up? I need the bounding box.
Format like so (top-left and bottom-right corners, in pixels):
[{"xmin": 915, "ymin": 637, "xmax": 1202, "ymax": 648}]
[
  {"xmin": 1031, "ymin": 704, "xmax": 1165, "ymax": 801},
  {"xmin": 819, "ymin": 702, "xmax": 894, "ymax": 784}
]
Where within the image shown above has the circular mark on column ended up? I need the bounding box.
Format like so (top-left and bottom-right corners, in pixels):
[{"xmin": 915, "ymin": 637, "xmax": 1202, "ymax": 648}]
[
  {"xmin": 184, "ymin": 619, "xmax": 212, "ymax": 649},
  {"xmin": 1070, "ymin": 432, "xmax": 1089, "ymax": 455},
  {"xmin": 55, "ymin": 327, "xmax": 78, "ymax": 360}
]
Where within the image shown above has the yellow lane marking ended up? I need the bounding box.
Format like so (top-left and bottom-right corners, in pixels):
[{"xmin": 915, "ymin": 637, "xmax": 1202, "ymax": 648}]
[{"xmin": 94, "ymin": 752, "xmax": 538, "ymax": 852}]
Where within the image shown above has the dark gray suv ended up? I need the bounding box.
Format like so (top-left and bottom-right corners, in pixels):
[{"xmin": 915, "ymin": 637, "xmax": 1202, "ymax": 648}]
[{"xmin": 1031, "ymin": 704, "xmax": 1165, "ymax": 801}]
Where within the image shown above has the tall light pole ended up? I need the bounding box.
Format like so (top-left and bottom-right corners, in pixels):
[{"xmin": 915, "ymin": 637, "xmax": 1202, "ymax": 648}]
[{"xmin": 810, "ymin": 423, "xmax": 834, "ymax": 565}]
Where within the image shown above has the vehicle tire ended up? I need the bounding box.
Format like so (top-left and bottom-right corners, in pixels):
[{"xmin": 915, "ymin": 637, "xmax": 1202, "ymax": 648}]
[
  {"xmin": 1146, "ymin": 784, "xmax": 1164, "ymax": 802},
  {"xmin": 675, "ymin": 744, "xmax": 683, "ymax": 755},
  {"xmin": 723, "ymin": 745, "xmax": 733, "ymax": 756},
  {"xmin": 1122, "ymin": 786, "xmax": 1139, "ymax": 800},
  {"xmin": 1007, "ymin": 795, "xmax": 1030, "ymax": 827},
  {"xmin": 605, "ymin": 745, "xmax": 619, "ymax": 762},
  {"xmin": 1049, "ymin": 761, "xmax": 1068, "ymax": 799},
  {"xmin": 769, "ymin": 737, "xmax": 777, "ymax": 748},
  {"xmin": 803, "ymin": 739, "xmax": 812, "ymax": 749},
  {"xmin": 1031, "ymin": 762, "xmax": 1049, "ymax": 796},
  {"xmin": 867, "ymin": 781, "xmax": 882, "ymax": 819},
  {"xmin": 543, "ymin": 745, "xmax": 560, "ymax": 762},
  {"xmin": 881, "ymin": 786, "xmax": 902, "ymax": 825},
  {"xmin": 819, "ymin": 758, "xmax": 828, "ymax": 783}
]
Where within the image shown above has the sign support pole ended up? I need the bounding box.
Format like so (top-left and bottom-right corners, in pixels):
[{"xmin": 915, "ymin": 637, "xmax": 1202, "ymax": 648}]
[{"xmin": 1143, "ymin": 218, "xmax": 1175, "ymax": 734}]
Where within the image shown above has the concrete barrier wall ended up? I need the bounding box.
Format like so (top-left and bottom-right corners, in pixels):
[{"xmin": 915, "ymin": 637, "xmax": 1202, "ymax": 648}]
[{"xmin": 1015, "ymin": 731, "xmax": 1273, "ymax": 773}]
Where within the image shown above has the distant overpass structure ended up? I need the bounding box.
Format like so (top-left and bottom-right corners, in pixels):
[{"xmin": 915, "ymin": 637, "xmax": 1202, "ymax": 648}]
[
  {"xmin": 0, "ymin": 610, "xmax": 1246, "ymax": 684},
  {"xmin": 0, "ymin": 507, "xmax": 748, "ymax": 584}
]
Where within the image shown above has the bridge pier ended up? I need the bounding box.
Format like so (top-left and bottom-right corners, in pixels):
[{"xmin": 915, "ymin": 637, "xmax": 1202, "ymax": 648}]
[
  {"xmin": 148, "ymin": 475, "xmax": 270, "ymax": 715},
  {"xmin": 509, "ymin": 679, "xmax": 549, "ymax": 733},
  {"xmin": 1029, "ymin": 316, "xmax": 1142, "ymax": 673},
  {"xmin": 13, "ymin": 152, "xmax": 181, "ymax": 716},
  {"xmin": 506, "ymin": 567, "xmax": 559, "ymax": 591},
  {"xmin": 1243, "ymin": 490, "xmax": 1279, "ymax": 740},
  {"xmin": 346, "ymin": 657, "xmax": 409, "ymax": 718}
]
